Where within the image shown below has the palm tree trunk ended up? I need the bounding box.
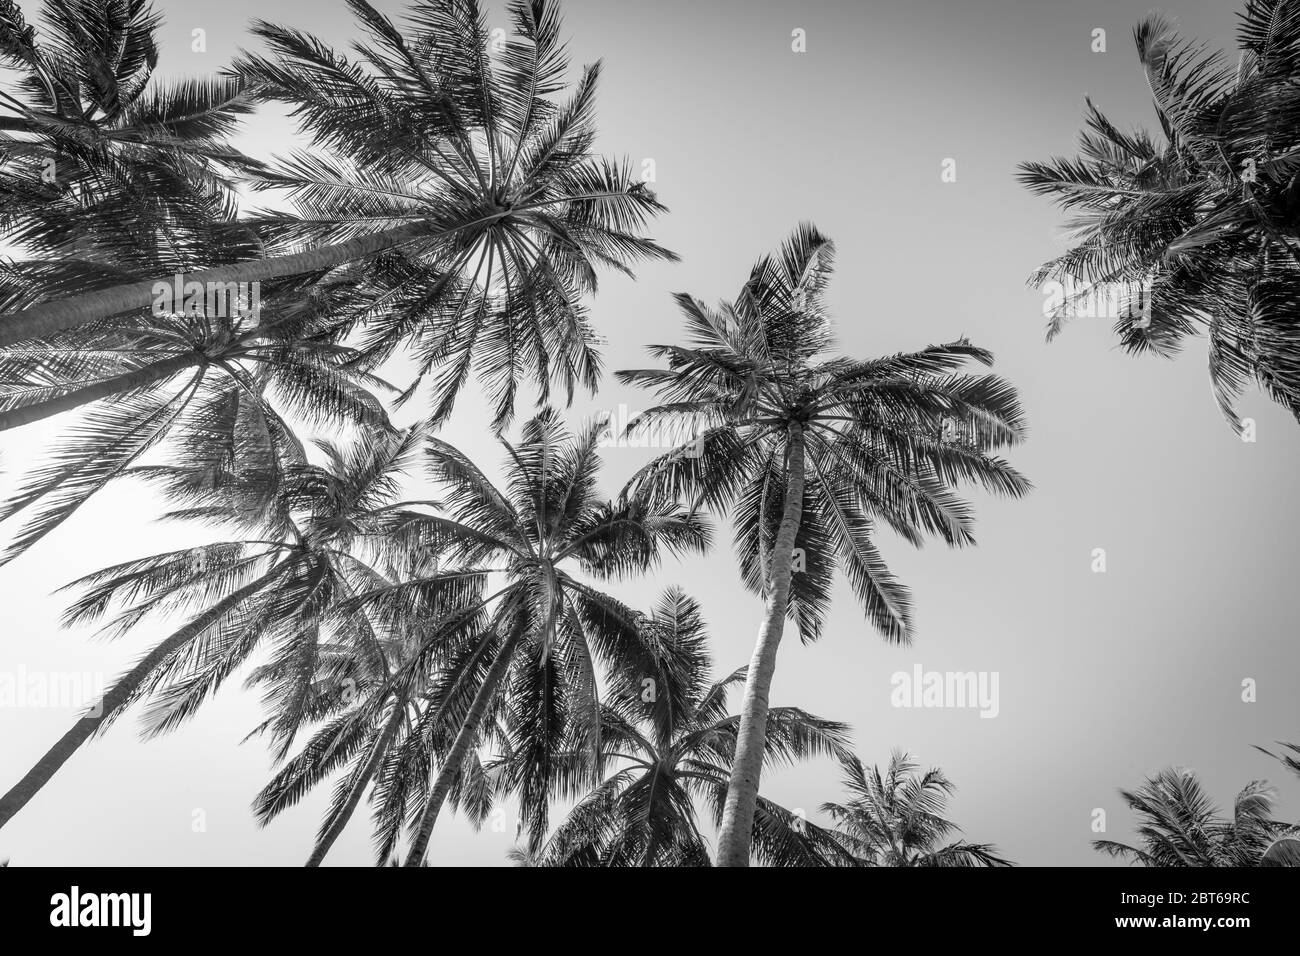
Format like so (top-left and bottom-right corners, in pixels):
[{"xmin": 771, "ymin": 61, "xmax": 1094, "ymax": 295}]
[
  {"xmin": 304, "ymin": 697, "xmax": 407, "ymax": 868},
  {"xmin": 715, "ymin": 423, "xmax": 806, "ymax": 868},
  {"xmin": 402, "ymin": 626, "xmax": 524, "ymax": 867},
  {"xmin": 0, "ymin": 353, "xmax": 199, "ymax": 431},
  {"xmin": 0, "ymin": 566, "xmax": 284, "ymax": 831},
  {"xmin": 0, "ymin": 221, "xmax": 438, "ymax": 349}
]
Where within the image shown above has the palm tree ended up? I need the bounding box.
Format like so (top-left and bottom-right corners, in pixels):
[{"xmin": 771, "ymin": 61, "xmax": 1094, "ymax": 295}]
[
  {"xmin": 1094, "ymin": 767, "xmax": 1289, "ymax": 866},
  {"xmin": 0, "ymin": 4, "xmax": 389, "ymax": 564},
  {"xmin": 509, "ymin": 588, "xmax": 853, "ymax": 867},
  {"xmin": 0, "ymin": 424, "xmax": 441, "ymax": 832},
  {"xmin": 1255, "ymin": 740, "xmax": 1300, "ymax": 866},
  {"xmin": 1019, "ymin": 2, "xmax": 1300, "ymax": 428},
  {"xmin": 0, "ymin": 225, "xmax": 388, "ymax": 428},
  {"xmin": 253, "ymin": 545, "xmax": 497, "ymax": 866},
  {"xmin": 0, "ymin": 0, "xmax": 257, "ymax": 241},
  {"xmin": 617, "ymin": 223, "xmax": 1030, "ymax": 866},
  {"xmin": 0, "ymin": 265, "xmax": 393, "ymax": 563},
  {"xmin": 358, "ymin": 617, "xmax": 517, "ymax": 866},
  {"xmin": 819, "ymin": 750, "xmax": 1010, "ymax": 867},
  {"xmin": 0, "ymin": 0, "xmax": 677, "ymax": 433},
  {"xmin": 343, "ymin": 409, "xmax": 710, "ymax": 865},
  {"xmin": 0, "ymin": 0, "xmax": 263, "ymax": 394}
]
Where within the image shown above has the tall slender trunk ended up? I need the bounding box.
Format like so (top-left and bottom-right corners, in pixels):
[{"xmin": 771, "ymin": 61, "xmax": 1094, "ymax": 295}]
[
  {"xmin": 0, "ymin": 352, "xmax": 199, "ymax": 431},
  {"xmin": 0, "ymin": 566, "xmax": 284, "ymax": 831},
  {"xmin": 715, "ymin": 424, "xmax": 806, "ymax": 868},
  {"xmin": 304, "ymin": 696, "xmax": 407, "ymax": 867},
  {"xmin": 0, "ymin": 222, "xmax": 437, "ymax": 349},
  {"xmin": 402, "ymin": 627, "xmax": 524, "ymax": 868}
]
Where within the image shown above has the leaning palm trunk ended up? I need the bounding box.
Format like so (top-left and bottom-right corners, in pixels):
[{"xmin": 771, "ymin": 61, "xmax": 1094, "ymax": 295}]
[
  {"xmin": 402, "ymin": 627, "xmax": 524, "ymax": 868},
  {"xmin": 0, "ymin": 222, "xmax": 437, "ymax": 349},
  {"xmin": 305, "ymin": 696, "xmax": 407, "ymax": 868},
  {"xmin": 0, "ymin": 353, "xmax": 200, "ymax": 431},
  {"xmin": 715, "ymin": 425, "xmax": 806, "ymax": 867},
  {"xmin": 0, "ymin": 567, "xmax": 285, "ymax": 830}
]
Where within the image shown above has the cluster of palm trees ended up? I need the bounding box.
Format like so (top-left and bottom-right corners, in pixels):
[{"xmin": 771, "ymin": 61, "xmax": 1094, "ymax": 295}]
[
  {"xmin": 0, "ymin": 0, "xmax": 1026, "ymax": 866},
  {"xmin": 0, "ymin": 0, "xmax": 1295, "ymax": 866},
  {"xmin": 1097, "ymin": 742, "xmax": 1300, "ymax": 867}
]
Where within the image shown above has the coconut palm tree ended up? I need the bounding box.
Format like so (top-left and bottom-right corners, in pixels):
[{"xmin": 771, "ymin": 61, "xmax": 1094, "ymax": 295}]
[
  {"xmin": 0, "ymin": 6, "xmax": 389, "ymax": 564},
  {"xmin": 359, "ymin": 603, "xmax": 522, "ymax": 866},
  {"xmin": 253, "ymin": 545, "xmax": 498, "ymax": 866},
  {"xmin": 1255, "ymin": 740, "xmax": 1300, "ymax": 866},
  {"xmin": 0, "ymin": 0, "xmax": 264, "ymax": 397},
  {"xmin": 0, "ymin": 423, "xmax": 446, "ymax": 832},
  {"xmin": 0, "ymin": 0, "xmax": 677, "ymax": 434},
  {"xmin": 1019, "ymin": 2, "xmax": 1300, "ymax": 428},
  {"xmin": 0, "ymin": 264, "xmax": 394, "ymax": 563},
  {"xmin": 819, "ymin": 750, "xmax": 1010, "ymax": 867},
  {"xmin": 617, "ymin": 223, "xmax": 1030, "ymax": 866},
  {"xmin": 345, "ymin": 409, "xmax": 709, "ymax": 866},
  {"xmin": 1094, "ymin": 767, "xmax": 1290, "ymax": 866},
  {"xmin": 0, "ymin": 0, "xmax": 257, "ymax": 242},
  {"xmin": 512, "ymin": 587, "xmax": 854, "ymax": 867}
]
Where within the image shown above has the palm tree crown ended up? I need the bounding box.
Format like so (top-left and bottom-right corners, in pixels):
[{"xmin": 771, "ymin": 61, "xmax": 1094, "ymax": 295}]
[
  {"xmin": 620, "ymin": 223, "xmax": 1030, "ymax": 644},
  {"xmin": 0, "ymin": 0, "xmax": 257, "ymax": 249},
  {"xmin": 1094, "ymin": 767, "xmax": 1290, "ymax": 866},
  {"xmin": 617, "ymin": 222, "xmax": 1029, "ymax": 866},
  {"xmin": 0, "ymin": 423, "xmax": 438, "ymax": 830},
  {"xmin": 821, "ymin": 750, "xmax": 1011, "ymax": 867},
  {"xmin": 0, "ymin": 264, "xmax": 391, "ymax": 563},
  {"xmin": 0, "ymin": 1, "xmax": 392, "ymax": 564},
  {"xmin": 351, "ymin": 408, "xmax": 710, "ymax": 864},
  {"xmin": 520, "ymin": 588, "xmax": 853, "ymax": 867},
  {"xmin": 253, "ymin": 544, "xmax": 496, "ymax": 866},
  {"xmin": 0, "ymin": 0, "xmax": 678, "ymax": 436},
  {"xmin": 1020, "ymin": 3, "xmax": 1300, "ymax": 427}
]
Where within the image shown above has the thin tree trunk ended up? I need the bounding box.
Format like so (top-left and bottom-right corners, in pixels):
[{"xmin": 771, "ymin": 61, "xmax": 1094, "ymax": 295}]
[
  {"xmin": 715, "ymin": 424, "xmax": 806, "ymax": 868},
  {"xmin": 402, "ymin": 626, "xmax": 524, "ymax": 867},
  {"xmin": 304, "ymin": 697, "xmax": 407, "ymax": 868},
  {"xmin": 0, "ymin": 352, "xmax": 199, "ymax": 431},
  {"xmin": 0, "ymin": 566, "xmax": 285, "ymax": 831},
  {"xmin": 0, "ymin": 221, "xmax": 438, "ymax": 349}
]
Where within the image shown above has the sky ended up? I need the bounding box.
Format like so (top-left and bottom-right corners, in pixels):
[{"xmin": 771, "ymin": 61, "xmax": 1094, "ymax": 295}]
[{"xmin": 1, "ymin": 0, "xmax": 1298, "ymax": 867}]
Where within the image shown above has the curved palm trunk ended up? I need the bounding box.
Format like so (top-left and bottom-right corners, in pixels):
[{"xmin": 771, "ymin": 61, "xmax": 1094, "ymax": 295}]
[
  {"xmin": 305, "ymin": 697, "xmax": 407, "ymax": 868},
  {"xmin": 0, "ymin": 566, "xmax": 284, "ymax": 831},
  {"xmin": 715, "ymin": 424, "xmax": 806, "ymax": 868},
  {"xmin": 0, "ymin": 222, "xmax": 437, "ymax": 349},
  {"xmin": 0, "ymin": 353, "xmax": 199, "ymax": 431},
  {"xmin": 402, "ymin": 626, "xmax": 524, "ymax": 868}
]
